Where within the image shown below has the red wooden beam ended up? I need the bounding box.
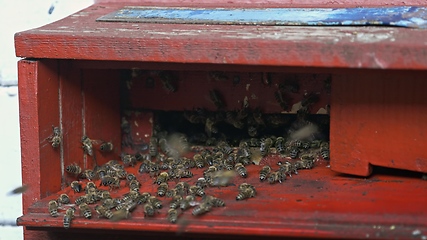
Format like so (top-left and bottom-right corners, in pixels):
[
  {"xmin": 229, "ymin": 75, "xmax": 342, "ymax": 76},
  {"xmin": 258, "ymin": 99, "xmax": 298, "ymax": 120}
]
[{"xmin": 14, "ymin": 3, "xmax": 427, "ymax": 70}]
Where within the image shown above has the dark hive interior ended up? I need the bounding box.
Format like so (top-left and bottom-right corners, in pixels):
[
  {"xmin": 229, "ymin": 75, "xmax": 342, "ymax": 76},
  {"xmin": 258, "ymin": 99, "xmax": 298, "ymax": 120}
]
[{"xmin": 30, "ymin": 67, "xmax": 334, "ymax": 231}]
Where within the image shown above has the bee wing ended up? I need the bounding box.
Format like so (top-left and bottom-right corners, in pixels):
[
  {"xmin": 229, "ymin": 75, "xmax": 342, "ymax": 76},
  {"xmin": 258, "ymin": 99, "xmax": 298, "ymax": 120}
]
[{"xmin": 189, "ymin": 201, "xmax": 200, "ymax": 207}]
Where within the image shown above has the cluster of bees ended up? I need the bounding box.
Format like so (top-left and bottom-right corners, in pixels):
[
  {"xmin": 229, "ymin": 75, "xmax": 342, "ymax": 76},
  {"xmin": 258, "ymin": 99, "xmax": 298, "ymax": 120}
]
[
  {"xmin": 43, "ymin": 70, "xmax": 332, "ymax": 230},
  {"xmin": 48, "ymin": 122, "xmax": 328, "ymax": 229}
]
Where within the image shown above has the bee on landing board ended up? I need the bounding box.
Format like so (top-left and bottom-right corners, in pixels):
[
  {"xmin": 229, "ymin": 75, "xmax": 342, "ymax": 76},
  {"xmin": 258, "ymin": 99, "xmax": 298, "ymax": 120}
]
[
  {"xmin": 63, "ymin": 207, "xmax": 75, "ymax": 229},
  {"xmin": 48, "ymin": 200, "xmax": 59, "ymax": 217}
]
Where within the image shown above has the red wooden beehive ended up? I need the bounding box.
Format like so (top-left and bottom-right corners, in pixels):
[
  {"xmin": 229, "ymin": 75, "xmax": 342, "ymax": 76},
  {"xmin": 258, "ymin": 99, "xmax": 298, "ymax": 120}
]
[{"xmin": 15, "ymin": 0, "xmax": 427, "ymax": 239}]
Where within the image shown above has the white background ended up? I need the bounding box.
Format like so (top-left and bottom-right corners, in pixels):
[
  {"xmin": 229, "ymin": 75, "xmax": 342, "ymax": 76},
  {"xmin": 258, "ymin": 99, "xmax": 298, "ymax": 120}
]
[{"xmin": 0, "ymin": 1, "xmax": 93, "ymax": 239}]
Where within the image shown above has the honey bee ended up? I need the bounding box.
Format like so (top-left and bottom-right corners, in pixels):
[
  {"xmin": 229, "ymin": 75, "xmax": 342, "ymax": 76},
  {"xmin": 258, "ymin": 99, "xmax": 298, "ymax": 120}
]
[
  {"xmin": 218, "ymin": 141, "xmax": 233, "ymax": 155},
  {"xmin": 159, "ymin": 71, "xmax": 177, "ymax": 93},
  {"xmin": 259, "ymin": 165, "xmax": 271, "ymax": 182},
  {"xmin": 129, "ymin": 179, "xmax": 141, "ymax": 192},
  {"xmin": 192, "ymin": 201, "xmax": 213, "ymax": 216},
  {"xmin": 295, "ymin": 158, "xmax": 314, "ymax": 170},
  {"xmin": 100, "ymin": 175, "xmax": 114, "ymax": 187},
  {"xmin": 238, "ymin": 182, "xmax": 253, "ymax": 190},
  {"xmin": 205, "ymin": 117, "xmax": 218, "ymax": 137},
  {"xmin": 180, "ymin": 195, "xmax": 196, "ymax": 211},
  {"xmin": 58, "ymin": 193, "xmax": 70, "ymax": 204},
  {"xmin": 279, "ymin": 161, "xmax": 298, "ymax": 176},
  {"xmin": 148, "ymin": 196, "xmax": 163, "ymax": 209},
  {"xmin": 102, "ymin": 198, "xmax": 117, "ymax": 209},
  {"xmin": 260, "ymin": 138, "xmax": 273, "ymax": 157},
  {"xmin": 155, "ymin": 172, "xmax": 169, "ymax": 185},
  {"xmin": 81, "ymin": 135, "xmax": 94, "ymax": 156},
  {"xmin": 209, "ymin": 89, "xmax": 225, "ymax": 109},
  {"xmin": 63, "ymin": 207, "xmax": 75, "ymax": 229},
  {"xmin": 195, "ymin": 178, "xmax": 208, "ymax": 189},
  {"xmin": 48, "ymin": 200, "xmax": 59, "ymax": 217},
  {"xmin": 99, "ymin": 142, "xmax": 114, "ymax": 152},
  {"xmin": 138, "ymin": 159, "xmax": 151, "ymax": 174},
  {"xmin": 289, "ymin": 147, "xmax": 299, "ymax": 159},
  {"xmin": 248, "ymin": 138, "xmax": 261, "ymax": 147},
  {"xmin": 183, "ymin": 158, "xmax": 196, "ymax": 169},
  {"xmin": 226, "ymin": 111, "xmax": 245, "ymax": 129},
  {"xmin": 169, "ymin": 195, "xmax": 184, "ymax": 209},
  {"xmin": 175, "ymin": 168, "xmax": 194, "ymax": 179},
  {"xmin": 301, "ymin": 141, "xmax": 310, "ymax": 149},
  {"xmin": 80, "ymin": 169, "xmax": 95, "ymax": 180},
  {"xmin": 143, "ymin": 203, "xmax": 155, "ymax": 217},
  {"xmin": 236, "ymin": 186, "xmax": 256, "ymax": 201},
  {"xmin": 116, "ymin": 199, "xmax": 137, "ymax": 213},
  {"xmin": 320, "ymin": 141, "xmax": 330, "ymax": 160},
  {"xmin": 175, "ymin": 182, "xmax": 190, "ymax": 194},
  {"xmin": 223, "ymin": 160, "xmax": 234, "ymax": 171},
  {"xmin": 208, "ymin": 71, "xmax": 228, "ymax": 82},
  {"xmin": 184, "ymin": 111, "xmax": 204, "ymax": 124},
  {"xmin": 126, "ymin": 173, "xmax": 136, "ymax": 183},
  {"xmin": 234, "ymin": 163, "xmax": 248, "ymax": 178},
  {"xmin": 121, "ymin": 153, "xmax": 136, "ymax": 167},
  {"xmin": 85, "ymin": 181, "xmax": 97, "ymax": 192},
  {"xmin": 109, "ymin": 176, "xmax": 121, "ymax": 189},
  {"xmin": 78, "ymin": 203, "xmax": 92, "ymax": 219},
  {"xmin": 238, "ymin": 143, "xmax": 251, "ymax": 159},
  {"xmin": 157, "ymin": 182, "xmax": 168, "ymax": 197},
  {"xmin": 49, "ymin": 126, "xmax": 61, "ymax": 148},
  {"xmin": 167, "ymin": 209, "xmax": 179, "ymax": 223},
  {"xmin": 149, "ymin": 137, "xmax": 158, "ymax": 157},
  {"xmin": 203, "ymin": 195, "xmax": 225, "ymax": 207},
  {"xmin": 115, "ymin": 169, "xmax": 127, "ymax": 179},
  {"xmin": 252, "ymin": 108, "xmax": 265, "ymax": 126},
  {"xmin": 301, "ymin": 92, "xmax": 319, "ymax": 108},
  {"xmin": 193, "ymin": 154, "xmax": 205, "ymax": 168},
  {"xmin": 247, "ymin": 125, "xmax": 258, "ymax": 137},
  {"xmin": 75, "ymin": 195, "xmax": 88, "ymax": 206},
  {"xmin": 136, "ymin": 192, "xmax": 151, "ymax": 205},
  {"xmin": 274, "ymin": 90, "xmax": 289, "ymax": 111},
  {"xmin": 267, "ymin": 171, "xmax": 286, "ymax": 184},
  {"xmin": 70, "ymin": 181, "xmax": 82, "ymax": 193},
  {"xmin": 189, "ymin": 185, "xmax": 205, "ymax": 197},
  {"xmin": 166, "ymin": 188, "xmax": 180, "ymax": 198},
  {"xmin": 85, "ymin": 193, "xmax": 98, "ymax": 204},
  {"xmin": 275, "ymin": 137, "xmax": 286, "ymax": 154},
  {"xmin": 95, "ymin": 205, "xmax": 113, "ymax": 219},
  {"xmin": 65, "ymin": 163, "xmax": 82, "ymax": 175}
]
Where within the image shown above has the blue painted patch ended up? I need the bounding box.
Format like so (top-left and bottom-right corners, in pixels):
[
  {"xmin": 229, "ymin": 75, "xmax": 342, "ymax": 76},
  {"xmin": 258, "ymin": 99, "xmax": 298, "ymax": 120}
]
[{"xmin": 97, "ymin": 6, "xmax": 427, "ymax": 29}]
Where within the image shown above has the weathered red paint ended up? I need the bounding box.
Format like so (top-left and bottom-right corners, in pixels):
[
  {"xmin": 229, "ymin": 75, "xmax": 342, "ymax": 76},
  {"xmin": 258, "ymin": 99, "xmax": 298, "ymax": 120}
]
[
  {"xmin": 18, "ymin": 59, "xmax": 62, "ymax": 240},
  {"xmin": 81, "ymin": 69, "xmax": 122, "ymax": 168},
  {"xmin": 14, "ymin": 4, "xmax": 427, "ymax": 70},
  {"xmin": 330, "ymin": 70, "xmax": 427, "ymax": 176},
  {"xmin": 59, "ymin": 61, "xmax": 85, "ymax": 185}
]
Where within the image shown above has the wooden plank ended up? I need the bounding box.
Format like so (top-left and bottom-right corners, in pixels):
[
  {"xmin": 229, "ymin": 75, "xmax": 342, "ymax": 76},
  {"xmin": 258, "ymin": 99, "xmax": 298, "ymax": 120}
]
[
  {"xmin": 330, "ymin": 70, "xmax": 427, "ymax": 176},
  {"xmin": 59, "ymin": 61, "xmax": 85, "ymax": 185},
  {"xmin": 82, "ymin": 69, "xmax": 122, "ymax": 168},
  {"xmin": 14, "ymin": 3, "xmax": 427, "ymax": 70}
]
